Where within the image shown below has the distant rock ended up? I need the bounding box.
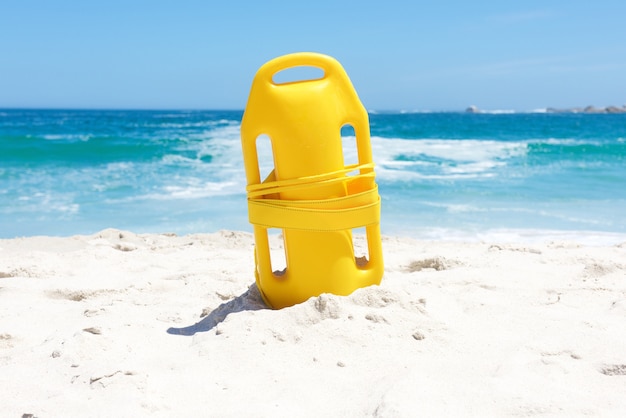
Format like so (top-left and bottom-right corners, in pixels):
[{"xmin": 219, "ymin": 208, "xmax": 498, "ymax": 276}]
[
  {"xmin": 606, "ymin": 105, "xmax": 626, "ymax": 113},
  {"xmin": 546, "ymin": 105, "xmax": 626, "ymax": 114},
  {"xmin": 585, "ymin": 105, "xmax": 626, "ymax": 114},
  {"xmin": 466, "ymin": 104, "xmax": 626, "ymax": 114}
]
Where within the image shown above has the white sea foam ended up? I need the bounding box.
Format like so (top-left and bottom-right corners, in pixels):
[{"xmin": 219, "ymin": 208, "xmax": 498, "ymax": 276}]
[
  {"xmin": 111, "ymin": 181, "xmax": 242, "ymax": 203},
  {"xmin": 537, "ymin": 137, "xmax": 600, "ymax": 146},
  {"xmin": 374, "ymin": 137, "xmax": 526, "ymax": 159},
  {"xmin": 375, "ymin": 167, "xmax": 497, "ymax": 181},
  {"xmin": 444, "ymin": 161, "xmax": 506, "ymax": 175},
  {"xmin": 420, "ymin": 201, "xmax": 486, "ymax": 213},
  {"xmin": 161, "ymin": 154, "xmax": 203, "ymax": 166},
  {"xmin": 154, "ymin": 120, "xmax": 240, "ymax": 129},
  {"xmin": 105, "ymin": 162, "xmax": 135, "ymax": 170},
  {"xmin": 42, "ymin": 134, "xmax": 92, "ymax": 141},
  {"xmin": 159, "ymin": 181, "xmax": 239, "ymax": 199},
  {"xmin": 369, "ymin": 136, "xmax": 527, "ymax": 180},
  {"xmin": 6, "ymin": 191, "xmax": 80, "ymax": 217}
]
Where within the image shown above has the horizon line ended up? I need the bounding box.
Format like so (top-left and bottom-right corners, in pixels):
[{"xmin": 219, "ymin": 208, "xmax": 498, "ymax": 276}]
[{"xmin": 2, "ymin": 105, "xmax": 625, "ymax": 114}]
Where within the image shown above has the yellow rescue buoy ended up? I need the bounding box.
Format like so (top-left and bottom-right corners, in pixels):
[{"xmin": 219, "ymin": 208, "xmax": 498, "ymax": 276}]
[{"xmin": 240, "ymin": 52, "xmax": 383, "ymax": 309}]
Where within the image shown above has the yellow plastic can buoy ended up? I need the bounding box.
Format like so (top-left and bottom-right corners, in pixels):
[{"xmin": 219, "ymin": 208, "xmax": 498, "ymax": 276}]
[{"xmin": 240, "ymin": 52, "xmax": 383, "ymax": 309}]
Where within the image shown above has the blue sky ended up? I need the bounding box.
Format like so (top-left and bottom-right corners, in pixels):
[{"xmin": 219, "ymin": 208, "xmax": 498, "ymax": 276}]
[{"xmin": 1, "ymin": 0, "xmax": 625, "ymax": 111}]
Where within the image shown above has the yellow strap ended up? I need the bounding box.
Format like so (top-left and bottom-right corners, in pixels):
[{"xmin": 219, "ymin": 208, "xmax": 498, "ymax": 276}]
[
  {"xmin": 246, "ymin": 162, "xmax": 375, "ymax": 199},
  {"xmin": 248, "ymin": 192, "xmax": 380, "ymax": 231},
  {"xmin": 246, "ymin": 163, "xmax": 380, "ymax": 231}
]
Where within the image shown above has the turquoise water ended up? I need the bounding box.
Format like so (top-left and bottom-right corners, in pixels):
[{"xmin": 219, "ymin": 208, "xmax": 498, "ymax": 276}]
[{"xmin": 1, "ymin": 109, "xmax": 625, "ymax": 243}]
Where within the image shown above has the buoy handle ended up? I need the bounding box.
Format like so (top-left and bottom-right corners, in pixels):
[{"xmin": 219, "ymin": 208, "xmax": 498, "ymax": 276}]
[{"xmin": 255, "ymin": 52, "xmax": 347, "ymax": 87}]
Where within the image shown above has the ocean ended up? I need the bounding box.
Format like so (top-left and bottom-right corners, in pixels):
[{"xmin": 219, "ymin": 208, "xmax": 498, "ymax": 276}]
[{"xmin": 1, "ymin": 109, "xmax": 625, "ymax": 244}]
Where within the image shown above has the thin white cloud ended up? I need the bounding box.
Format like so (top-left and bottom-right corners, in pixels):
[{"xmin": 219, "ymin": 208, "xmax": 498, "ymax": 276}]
[{"xmin": 415, "ymin": 53, "xmax": 626, "ymax": 80}]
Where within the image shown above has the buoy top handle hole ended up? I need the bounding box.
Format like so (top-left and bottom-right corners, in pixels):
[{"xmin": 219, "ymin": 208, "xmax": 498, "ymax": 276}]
[{"xmin": 271, "ymin": 65, "xmax": 325, "ymax": 85}]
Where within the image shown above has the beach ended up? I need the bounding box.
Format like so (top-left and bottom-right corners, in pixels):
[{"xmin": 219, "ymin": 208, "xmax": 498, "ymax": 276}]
[{"xmin": 2, "ymin": 229, "xmax": 625, "ymax": 417}]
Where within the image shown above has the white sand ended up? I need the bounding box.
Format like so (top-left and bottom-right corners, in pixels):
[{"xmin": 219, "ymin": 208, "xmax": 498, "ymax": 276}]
[{"xmin": 1, "ymin": 229, "xmax": 626, "ymax": 417}]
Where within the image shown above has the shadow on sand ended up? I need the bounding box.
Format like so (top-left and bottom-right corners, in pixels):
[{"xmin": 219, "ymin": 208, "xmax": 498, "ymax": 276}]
[{"xmin": 167, "ymin": 283, "xmax": 268, "ymax": 336}]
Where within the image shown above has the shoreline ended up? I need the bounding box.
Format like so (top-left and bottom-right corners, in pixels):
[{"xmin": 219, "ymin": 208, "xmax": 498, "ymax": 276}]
[
  {"xmin": 4, "ymin": 226, "xmax": 626, "ymax": 247},
  {"xmin": 1, "ymin": 229, "xmax": 626, "ymax": 416}
]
